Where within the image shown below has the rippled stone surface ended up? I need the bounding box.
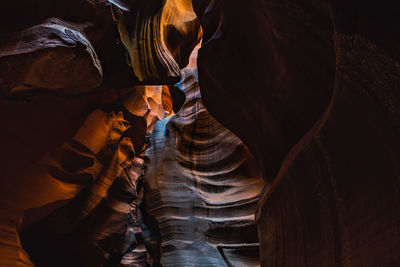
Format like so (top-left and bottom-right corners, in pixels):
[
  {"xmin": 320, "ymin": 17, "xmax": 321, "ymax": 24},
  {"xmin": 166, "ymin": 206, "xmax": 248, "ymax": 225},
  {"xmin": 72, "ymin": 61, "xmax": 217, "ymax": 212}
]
[
  {"xmin": 16, "ymin": 85, "xmax": 173, "ymax": 266},
  {"xmin": 143, "ymin": 67, "xmax": 264, "ymax": 266}
]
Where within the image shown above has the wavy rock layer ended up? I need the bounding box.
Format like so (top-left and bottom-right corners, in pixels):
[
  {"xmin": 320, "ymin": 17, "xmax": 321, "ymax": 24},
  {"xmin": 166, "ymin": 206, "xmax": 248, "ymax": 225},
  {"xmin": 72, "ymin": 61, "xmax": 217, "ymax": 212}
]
[
  {"xmin": 0, "ymin": 1, "xmax": 189, "ymax": 265},
  {"xmin": 193, "ymin": 0, "xmax": 400, "ymax": 266},
  {"xmin": 143, "ymin": 68, "xmax": 264, "ymax": 266},
  {"xmin": 18, "ymin": 86, "xmax": 172, "ymax": 267},
  {"xmin": 0, "ymin": 82, "xmax": 178, "ymax": 266},
  {"xmin": 0, "ymin": 0, "xmax": 399, "ymax": 266},
  {"xmin": 115, "ymin": 0, "xmax": 202, "ymax": 83}
]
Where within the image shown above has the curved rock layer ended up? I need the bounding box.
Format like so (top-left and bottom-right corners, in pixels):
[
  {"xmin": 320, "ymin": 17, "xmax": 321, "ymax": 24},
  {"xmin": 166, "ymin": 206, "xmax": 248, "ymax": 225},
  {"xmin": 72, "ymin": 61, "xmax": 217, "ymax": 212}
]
[
  {"xmin": 0, "ymin": 18, "xmax": 102, "ymax": 97},
  {"xmin": 0, "ymin": 0, "xmax": 138, "ymax": 98},
  {"xmin": 0, "ymin": 84, "xmax": 178, "ymax": 266},
  {"xmin": 193, "ymin": 0, "xmax": 400, "ymax": 266},
  {"xmin": 143, "ymin": 67, "xmax": 264, "ymax": 266},
  {"xmin": 0, "ymin": 1, "xmax": 190, "ymax": 265},
  {"xmin": 114, "ymin": 0, "xmax": 202, "ymax": 83},
  {"xmin": 0, "ymin": 0, "xmax": 399, "ymax": 266}
]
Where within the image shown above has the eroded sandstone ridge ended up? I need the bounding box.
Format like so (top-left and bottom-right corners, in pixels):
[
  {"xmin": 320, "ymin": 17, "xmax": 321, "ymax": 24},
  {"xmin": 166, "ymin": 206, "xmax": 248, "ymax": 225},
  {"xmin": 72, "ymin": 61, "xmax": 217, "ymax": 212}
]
[
  {"xmin": 143, "ymin": 67, "xmax": 263, "ymax": 266},
  {"xmin": 19, "ymin": 85, "xmax": 172, "ymax": 266}
]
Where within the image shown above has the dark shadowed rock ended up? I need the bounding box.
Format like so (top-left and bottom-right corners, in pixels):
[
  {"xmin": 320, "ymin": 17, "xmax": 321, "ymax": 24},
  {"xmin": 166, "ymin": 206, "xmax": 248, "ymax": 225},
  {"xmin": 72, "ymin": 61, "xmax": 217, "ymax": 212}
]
[
  {"xmin": 0, "ymin": 18, "xmax": 102, "ymax": 97},
  {"xmin": 193, "ymin": 0, "xmax": 400, "ymax": 266}
]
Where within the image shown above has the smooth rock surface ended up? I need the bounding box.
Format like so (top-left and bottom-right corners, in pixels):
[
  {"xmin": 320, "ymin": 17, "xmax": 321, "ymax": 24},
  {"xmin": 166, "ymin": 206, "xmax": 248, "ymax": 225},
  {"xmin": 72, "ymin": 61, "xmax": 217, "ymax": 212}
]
[
  {"xmin": 0, "ymin": 18, "xmax": 102, "ymax": 97},
  {"xmin": 193, "ymin": 1, "xmax": 400, "ymax": 266}
]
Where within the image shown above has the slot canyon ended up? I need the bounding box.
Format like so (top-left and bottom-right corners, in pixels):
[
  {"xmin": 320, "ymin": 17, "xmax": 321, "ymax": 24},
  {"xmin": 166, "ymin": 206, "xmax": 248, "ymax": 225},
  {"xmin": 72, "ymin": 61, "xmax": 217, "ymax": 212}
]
[{"xmin": 0, "ymin": 0, "xmax": 399, "ymax": 266}]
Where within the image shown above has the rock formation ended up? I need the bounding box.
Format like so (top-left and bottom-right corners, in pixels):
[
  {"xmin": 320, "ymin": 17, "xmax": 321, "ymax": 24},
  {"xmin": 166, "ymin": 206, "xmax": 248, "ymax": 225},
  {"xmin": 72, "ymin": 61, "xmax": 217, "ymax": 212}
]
[
  {"xmin": 193, "ymin": 0, "xmax": 400, "ymax": 266},
  {"xmin": 142, "ymin": 67, "xmax": 263, "ymax": 266},
  {"xmin": 19, "ymin": 86, "xmax": 170, "ymax": 266},
  {"xmin": 0, "ymin": 0, "xmax": 399, "ymax": 266},
  {"xmin": 0, "ymin": 1, "xmax": 197, "ymax": 265},
  {"xmin": 115, "ymin": 0, "xmax": 202, "ymax": 83}
]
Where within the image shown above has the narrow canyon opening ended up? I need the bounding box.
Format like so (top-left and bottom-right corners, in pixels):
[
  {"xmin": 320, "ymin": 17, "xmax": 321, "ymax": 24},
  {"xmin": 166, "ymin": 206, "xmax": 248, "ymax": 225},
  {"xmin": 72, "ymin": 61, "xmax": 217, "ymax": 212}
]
[{"xmin": 18, "ymin": 47, "xmax": 264, "ymax": 267}]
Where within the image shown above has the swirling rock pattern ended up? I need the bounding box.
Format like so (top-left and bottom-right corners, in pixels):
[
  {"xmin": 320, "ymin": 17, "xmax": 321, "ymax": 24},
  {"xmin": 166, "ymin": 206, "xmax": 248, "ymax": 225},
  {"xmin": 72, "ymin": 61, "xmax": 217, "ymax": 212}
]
[
  {"xmin": 0, "ymin": 0, "xmax": 399, "ymax": 266},
  {"xmin": 0, "ymin": 1, "xmax": 188, "ymax": 265},
  {"xmin": 143, "ymin": 67, "xmax": 264, "ymax": 266},
  {"xmin": 19, "ymin": 86, "xmax": 173, "ymax": 266},
  {"xmin": 114, "ymin": 0, "xmax": 202, "ymax": 83}
]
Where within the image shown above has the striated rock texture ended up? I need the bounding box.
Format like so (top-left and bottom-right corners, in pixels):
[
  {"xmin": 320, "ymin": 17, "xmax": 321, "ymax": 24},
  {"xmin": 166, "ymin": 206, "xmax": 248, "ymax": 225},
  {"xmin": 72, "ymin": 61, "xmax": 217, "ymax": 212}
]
[
  {"xmin": 193, "ymin": 0, "xmax": 400, "ymax": 266},
  {"xmin": 142, "ymin": 67, "xmax": 264, "ymax": 266},
  {"xmin": 115, "ymin": 0, "xmax": 202, "ymax": 83},
  {"xmin": 5, "ymin": 85, "xmax": 174, "ymax": 266}
]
